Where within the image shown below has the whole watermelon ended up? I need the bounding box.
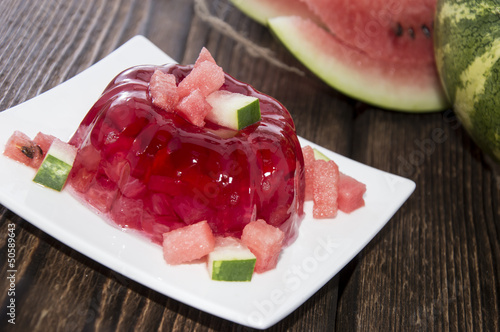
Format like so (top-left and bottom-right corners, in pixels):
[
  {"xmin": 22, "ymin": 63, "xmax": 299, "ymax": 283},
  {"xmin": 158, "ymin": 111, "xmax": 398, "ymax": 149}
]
[{"xmin": 434, "ymin": 0, "xmax": 500, "ymax": 163}]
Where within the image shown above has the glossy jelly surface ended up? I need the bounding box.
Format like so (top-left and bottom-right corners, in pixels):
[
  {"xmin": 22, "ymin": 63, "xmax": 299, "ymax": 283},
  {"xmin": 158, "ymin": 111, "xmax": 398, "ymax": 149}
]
[{"xmin": 68, "ymin": 64, "xmax": 304, "ymax": 244}]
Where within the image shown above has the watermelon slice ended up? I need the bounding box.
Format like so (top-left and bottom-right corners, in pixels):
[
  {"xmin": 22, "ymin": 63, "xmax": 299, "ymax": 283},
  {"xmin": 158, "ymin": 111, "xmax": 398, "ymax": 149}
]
[
  {"xmin": 268, "ymin": 16, "xmax": 448, "ymax": 112},
  {"xmin": 231, "ymin": 0, "xmax": 449, "ymax": 112}
]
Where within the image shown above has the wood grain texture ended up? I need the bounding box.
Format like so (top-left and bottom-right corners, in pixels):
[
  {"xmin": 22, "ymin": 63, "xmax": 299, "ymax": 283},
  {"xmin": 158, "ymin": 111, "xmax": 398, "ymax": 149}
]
[{"xmin": 0, "ymin": 0, "xmax": 499, "ymax": 331}]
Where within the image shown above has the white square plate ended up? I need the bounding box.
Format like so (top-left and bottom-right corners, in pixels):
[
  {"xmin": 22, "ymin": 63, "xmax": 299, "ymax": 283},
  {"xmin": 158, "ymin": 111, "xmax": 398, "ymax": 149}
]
[{"xmin": 0, "ymin": 36, "xmax": 415, "ymax": 329}]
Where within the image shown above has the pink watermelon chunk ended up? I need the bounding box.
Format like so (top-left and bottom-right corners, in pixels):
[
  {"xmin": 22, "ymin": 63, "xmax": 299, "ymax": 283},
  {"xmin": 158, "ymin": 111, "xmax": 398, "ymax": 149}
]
[
  {"xmin": 301, "ymin": 145, "xmax": 315, "ymax": 201},
  {"xmin": 149, "ymin": 69, "xmax": 179, "ymax": 112},
  {"xmin": 176, "ymin": 88, "xmax": 212, "ymax": 127},
  {"xmin": 241, "ymin": 219, "xmax": 285, "ymax": 273},
  {"xmin": 162, "ymin": 220, "xmax": 215, "ymax": 265},
  {"xmin": 177, "ymin": 60, "xmax": 225, "ymax": 99},
  {"xmin": 338, "ymin": 173, "xmax": 366, "ymax": 213},
  {"xmin": 313, "ymin": 159, "xmax": 339, "ymax": 218},
  {"xmin": 194, "ymin": 47, "xmax": 217, "ymax": 67},
  {"xmin": 3, "ymin": 131, "xmax": 44, "ymax": 168},
  {"xmin": 33, "ymin": 132, "xmax": 56, "ymax": 164}
]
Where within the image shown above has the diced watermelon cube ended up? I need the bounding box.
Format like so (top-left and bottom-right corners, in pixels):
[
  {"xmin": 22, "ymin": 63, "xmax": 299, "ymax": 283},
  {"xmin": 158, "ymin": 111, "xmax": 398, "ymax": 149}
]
[
  {"xmin": 162, "ymin": 220, "xmax": 215, "ymax": 265},
  {"xmin": 338, "ymin": 173, "xmax": 366, "ymax": 213},
  {"xmin": 301, "ymin": 145, "xmax": 315, "ymax": 201},
  {"xmin": 149, "ymin": 69, "xmax": 179, "ymax": 112},
  {"xmin": 176, "ymin": 88, "xmax": 212, "ymax": 127},
  {"xmin": 177, "ymin": 60, "xmax": 225, "ymax": 99},
  {"xmin": 241, "ymin": 219, "xmax": 284, "ymax": 273},
  {"xmin": 194, "ymin": 47, "xmax": 217, "ymax": 67},
  {"xmin": 3, "ymin": 131, "xmax": 44, "ymax": 168},
  {"xmin": 33, "ymin": 132, "xmax": 56, "ymax": 166},
  {"xmin": 313, "ymin": 159, "xmax": 339, "ymax": 218}
]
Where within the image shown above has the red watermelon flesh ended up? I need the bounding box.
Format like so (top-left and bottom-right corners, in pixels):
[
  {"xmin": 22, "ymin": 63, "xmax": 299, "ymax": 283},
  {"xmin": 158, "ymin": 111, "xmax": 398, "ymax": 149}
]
[
  {"xmin": 149, "ymin": 70, "xmax": 179, "ymax": 112},
  {"xmin": 194, "ymin": 47, "xmax": 217, "ymax": 67},
  {"xmin": 3, "ymin": 131, "xmax": 55, "ymax": 169},
  {"xmin": 301, "ymin": 0, "xmax": 436, "ymax": 64},
  {"xmin": 176, "ymin": 88, "xmax": 212, "ymax": 127},
  {"xmin": 338, "ymin": 173, "xmax": 366, "ymax": 213},
  {"xmin": 301, "ymin": 145, "xmax": 315, "ymax": 201},
  {"xmin": 162, "ymin": 220, "xmax": 215, "ymax": 265},
  {"xmin": 313, "ymin": 159, "xmax": 339, "ymax": 219},
  {"xmin": 241, "ymin": 219, "xmax": 285, "ymax": 273}
]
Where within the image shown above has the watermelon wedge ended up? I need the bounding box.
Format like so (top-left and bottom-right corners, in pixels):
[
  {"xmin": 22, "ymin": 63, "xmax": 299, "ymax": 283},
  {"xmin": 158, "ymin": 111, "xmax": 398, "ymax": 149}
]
[{"xmin": 268, "ymin": 16, "xmax": 448, "ymax": 112}]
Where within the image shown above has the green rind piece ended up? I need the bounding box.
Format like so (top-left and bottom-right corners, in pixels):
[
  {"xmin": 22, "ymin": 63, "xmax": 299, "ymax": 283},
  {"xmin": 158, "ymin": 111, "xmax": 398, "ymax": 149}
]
[
  {"xmin": 313, "ymin": 148, "xmax": 330, "ymax": 161},
  {"xmin": 211, "ymin": 259, "xmax": 257, "ymax": 282},
  {"xmin": 237, "ymin": 98, "xmax": 261, "ymax": 130},
  {"xmin": 33, "ymin": 155, "xmax": 72, "ymax": 191},
  {"xmin": 206, "ymin": 91, "xmax": 261, "ymax": 130},
  {"xmin": 435, "ymin": 0, "xmax": 500, "ymax": 162}
]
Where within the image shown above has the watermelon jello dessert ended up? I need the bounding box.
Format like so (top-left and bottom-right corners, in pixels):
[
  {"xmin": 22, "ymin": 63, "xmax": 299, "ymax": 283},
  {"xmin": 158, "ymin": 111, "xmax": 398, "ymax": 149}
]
[{"xmin": 67, "ymin": 50, "xmax": 305, "ymax": 245}]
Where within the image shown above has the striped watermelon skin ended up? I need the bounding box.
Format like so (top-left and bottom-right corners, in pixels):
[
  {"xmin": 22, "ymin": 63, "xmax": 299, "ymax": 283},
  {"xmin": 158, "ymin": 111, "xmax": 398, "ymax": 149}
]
[{"xmin": 434, "ymin": 0, "xmax": 500, "ymax": 162}]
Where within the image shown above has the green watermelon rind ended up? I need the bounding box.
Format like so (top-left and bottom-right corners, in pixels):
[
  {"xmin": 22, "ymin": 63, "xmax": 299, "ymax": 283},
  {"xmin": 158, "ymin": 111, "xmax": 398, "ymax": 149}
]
[
  {"xmin": 435, "ymin": 0, "xmax": 500, "ymax": 162},
  {"xmin": 268, "ymin": 16, "xmax": 449, "ymax": 112}
]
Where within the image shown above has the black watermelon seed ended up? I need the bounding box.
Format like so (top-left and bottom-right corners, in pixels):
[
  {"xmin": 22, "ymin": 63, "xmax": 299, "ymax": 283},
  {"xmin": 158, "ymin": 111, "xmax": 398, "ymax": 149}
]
[
  {"xmin": 422, "ymin": 24, "xmax": 431, "ymax": 38},
  {"xmin": 408, "ymin": 27, "xmax": 415, "ymax": 39},
  {"xmin": 395, "ymin": 22, "xmax": 403, "ymax": 37},
  {"xmin": 21, "ymin": 145, "xmax": 35, "ymax": 159}
]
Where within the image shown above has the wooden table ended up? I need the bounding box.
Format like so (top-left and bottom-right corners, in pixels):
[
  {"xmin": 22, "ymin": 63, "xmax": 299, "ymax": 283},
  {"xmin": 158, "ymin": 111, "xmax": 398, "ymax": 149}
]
[{"xmin": 1, "ymin": 0, "xmax": 498, "ymax": 330}]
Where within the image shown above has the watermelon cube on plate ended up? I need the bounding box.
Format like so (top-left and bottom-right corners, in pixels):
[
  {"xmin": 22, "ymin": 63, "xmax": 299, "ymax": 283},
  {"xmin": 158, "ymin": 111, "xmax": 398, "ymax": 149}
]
[
  {"xmin": 208, "ymin": 237, "xmax": 256, "ymax": 282},
  {"xmin": 162, "ymin": 220, "xmax": 215, "ymax": 265},
  {"xmin": 338, "ymin": 173, "xmax": 366, "ymax": 213},
  {"xmin": 241, "ymin": 219, "xmax": 284, "ymax": 273},
  {"xmin": 3, "ymin": 131, "xmax": 44, "ymax": 168},
  {"xmin": 301, "ymin": 145, "xmax": 315, "ymax": 201},
  {"xmin": 313, "ymin": 159, "xmax": 339, "ymax": 218}
]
